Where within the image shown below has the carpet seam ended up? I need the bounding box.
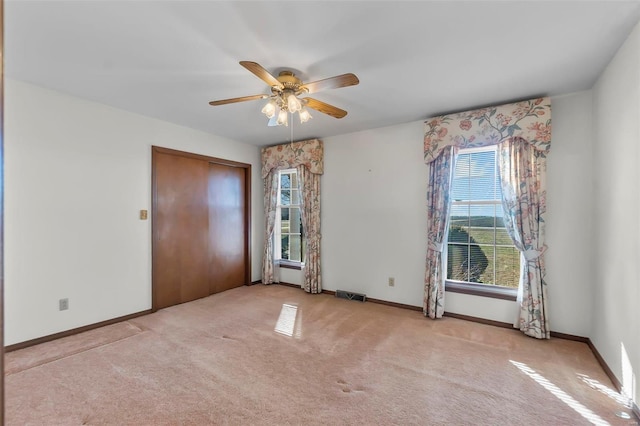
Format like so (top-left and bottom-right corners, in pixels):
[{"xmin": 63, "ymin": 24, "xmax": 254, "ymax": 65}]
[{"xmin": 5, "ymin": 323, "xmax": 148, "ymax": 376}]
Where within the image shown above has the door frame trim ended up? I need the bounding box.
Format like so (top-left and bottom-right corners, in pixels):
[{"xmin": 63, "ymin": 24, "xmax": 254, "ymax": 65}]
[{"xmin": 151, "ymin": 146, "xmax": 252, "ymax": 312}]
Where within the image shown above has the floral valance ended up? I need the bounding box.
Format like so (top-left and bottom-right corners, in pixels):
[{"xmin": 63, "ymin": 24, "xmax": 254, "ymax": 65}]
[
  {"xmin": 424, "ymin": 97, "xmax": 551, "ymax": 163},
  {"xmin": 261, "ymin": 139, "xmax": 324, "ymax": 178}
]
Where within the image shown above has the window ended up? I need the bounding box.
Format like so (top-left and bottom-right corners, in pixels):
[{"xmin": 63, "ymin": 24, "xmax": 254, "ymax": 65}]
[
  {"xmin": 446, "ymin": 146, "xmax": 519, "ymax": 295},
  {"xmin": 274, "ymin": 169, "xmax": 304, "ymax": 266}
]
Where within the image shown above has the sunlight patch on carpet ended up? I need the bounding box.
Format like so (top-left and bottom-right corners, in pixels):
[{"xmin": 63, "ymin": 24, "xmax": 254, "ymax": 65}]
[
  {"xmin": 578, "ymin": 374, "xmax": 631, "ymax": 408},
  {"xmin": 620, "ymin": 342, "xmax": 636, "ymax": 404},
  {"xmin": 510, "ymin": 360, "xmax": 609, "ymax": 426},
  {"xmin": 274, "ymin": 303, "xmax": 301, "ymax": 338}
]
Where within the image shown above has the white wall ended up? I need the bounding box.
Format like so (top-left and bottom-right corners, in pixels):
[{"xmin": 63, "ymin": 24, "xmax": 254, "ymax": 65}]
[
  {"xmin": 4, "ymin": 80, "xmax": 264, "ymax": 345},
  {"xmin": 279, "ymin": 268, "xmax": 303, "ymax": 285},
  {"xmin": 592, "ymin": 21, "xmax": 640, "ymax": 407},
  {"xmin": 545, "ymin": 90, "xmax": 595, "ymax": 337},
  {"xmin": 311, "ymin": 91, "xmax": 595, "ymax": 332},
  {"xmin": 322, "ymin": 122, "xmax": 427, "ymax": 307}
]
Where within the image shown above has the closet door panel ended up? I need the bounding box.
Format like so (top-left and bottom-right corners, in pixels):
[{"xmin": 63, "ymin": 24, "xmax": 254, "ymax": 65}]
[
  {"xmin": 208, "ymin": 163, "xmax": 247, "ymax": 294},
  {"xmin": 154, "ymin": 151, "xmax": 209, "ymax": 309}
]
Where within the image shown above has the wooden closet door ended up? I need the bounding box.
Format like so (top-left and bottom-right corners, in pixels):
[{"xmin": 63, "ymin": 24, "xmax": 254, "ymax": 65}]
[
  {"xmin": 208, "ymin": 163, "xmax": 248, "ymax": 294},
  {"xmin": 154, "ymin": 151, "xmax": 210, "ymax": 309}
]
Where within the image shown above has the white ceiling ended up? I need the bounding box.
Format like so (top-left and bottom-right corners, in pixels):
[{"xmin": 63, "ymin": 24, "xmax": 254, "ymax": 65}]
[{"xmin": 6, "ymin": 1, "xmax": 640, "ymax": 146}]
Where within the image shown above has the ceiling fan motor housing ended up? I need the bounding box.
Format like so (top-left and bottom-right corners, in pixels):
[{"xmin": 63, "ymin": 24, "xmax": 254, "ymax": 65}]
[{"xmin": 275, "ymin": 71, "xmax": 304, "ymax": 93}]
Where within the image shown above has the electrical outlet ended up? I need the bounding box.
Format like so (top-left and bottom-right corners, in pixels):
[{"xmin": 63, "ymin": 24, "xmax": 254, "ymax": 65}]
[
  {"xmin": 388, "ymin": 277, "xmax": 395, "ymax": 287},
  {"xmin": 59, "ymin": 298, "xmax": 69, "ymax": 311}
]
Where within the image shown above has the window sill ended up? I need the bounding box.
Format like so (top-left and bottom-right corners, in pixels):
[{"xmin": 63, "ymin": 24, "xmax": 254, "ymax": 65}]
[
  {"xmin": 445, "ymin": 280, "xmax": 517, "ymax": 301},
  {"xmin": 278, "ymin": 261, "xmax": 303, "ymax": 271}
]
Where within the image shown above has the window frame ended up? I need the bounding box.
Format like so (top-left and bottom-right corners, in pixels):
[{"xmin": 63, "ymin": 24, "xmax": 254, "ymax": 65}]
[
  {"xmin": 274, "ymin": 168, "xmax": 304, "ymax": 269},
  {"xmin": 444, "ymin": 145, "xmax": 517, "ymax": 301}
]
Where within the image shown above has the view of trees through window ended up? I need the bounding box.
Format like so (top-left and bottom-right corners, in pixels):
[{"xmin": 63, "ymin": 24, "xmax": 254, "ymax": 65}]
[
  {"xmin": 447, "ymin": 147, "xmax": 520, "ymax": 288},
  {"xmin": 278, "ymin": 170, "xmax": 303, "ymax": 262}
]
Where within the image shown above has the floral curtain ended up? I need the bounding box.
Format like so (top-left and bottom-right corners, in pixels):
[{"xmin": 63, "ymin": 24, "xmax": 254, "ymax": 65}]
[
  {"xmin": 424, "ymin": 146, "xmax": 456, "ymax": 318},
  {"xmin": 424, "ymin": 97, "xmax": 551, "ymax": 163},
  {"xmin": 423, "ymin": 97, "xmax": 552, "ymax": 339},
  {"xmin": 261, "ymin": 171, "xmax": 279, "ymax": 284},
  {"xmin": 261, "ymin": 139, "xmax": 323, "ymax": 293},
  {"xmin": 261, "ymin": 139, "xmax": 324, "ymax": 179},
  {"xmin": 297, "ymin": 165, "xmax": 322, "ymax": 293},
  {"xmin": 499, "ymin": 138, "xmax": 549, "ymax": 339}
]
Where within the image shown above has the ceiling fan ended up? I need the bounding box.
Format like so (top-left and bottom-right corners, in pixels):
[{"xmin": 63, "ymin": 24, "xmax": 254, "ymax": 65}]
[{"xmin": 209, "ymin": 61, "xmax": 359, "ymax": 126}]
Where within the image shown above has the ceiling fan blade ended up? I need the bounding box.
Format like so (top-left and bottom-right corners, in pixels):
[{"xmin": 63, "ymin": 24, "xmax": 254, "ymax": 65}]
[
  {"xmin": 302, "ymin": 98, "xmax": 348, "ymax": 119},
  {"xmin": 240, "ymin": 61, "xmax": 284, "ymax": 89},
  {"xmin": 208, "ymin": 94, "xmax": 267, "ymax": 106},
  {"xmin": 301, "ymin": 73, "xmax": 359, "ymax": 94}
]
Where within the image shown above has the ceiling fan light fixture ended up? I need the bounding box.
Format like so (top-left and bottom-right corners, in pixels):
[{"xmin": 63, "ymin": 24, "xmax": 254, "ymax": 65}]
[
  {"xmin": 276, "ymin": 109, "xmax": 289, "ymax": 126},
  {"xmin": 267, "ymin": 112, "xmax": 279, "ymax": 127},
  {"xmin": 261, "ymin": 100, "xmax": 277, "ymax": 118},
  {"xmin": 287, "ymin": 93, "xmax": 302, "ymax": 113},
  {"xmin": 299, "ymin": 107, "xmax": 312, "ymax": 123}
]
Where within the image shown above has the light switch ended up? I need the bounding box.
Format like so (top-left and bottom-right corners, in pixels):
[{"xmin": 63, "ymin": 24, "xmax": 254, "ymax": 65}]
[{"xmin": 140, "ymin": 210, "xmax": 148, "ymax": 220}]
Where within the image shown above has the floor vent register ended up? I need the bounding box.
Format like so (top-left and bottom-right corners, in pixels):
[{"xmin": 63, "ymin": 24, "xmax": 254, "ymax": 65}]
[{"xmin": 335, "ymin": 290, "xmax": 367, "ymax": 302}]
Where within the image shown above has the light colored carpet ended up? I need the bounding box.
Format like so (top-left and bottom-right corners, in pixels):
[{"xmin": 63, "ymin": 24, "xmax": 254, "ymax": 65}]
[
  {"xmin": 5, "ymin": 284, "xmax": 637, "ymax": 425},
  {"xmin": 5, "ymin": 321, "xmax": 146, "ymax": 376}
]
